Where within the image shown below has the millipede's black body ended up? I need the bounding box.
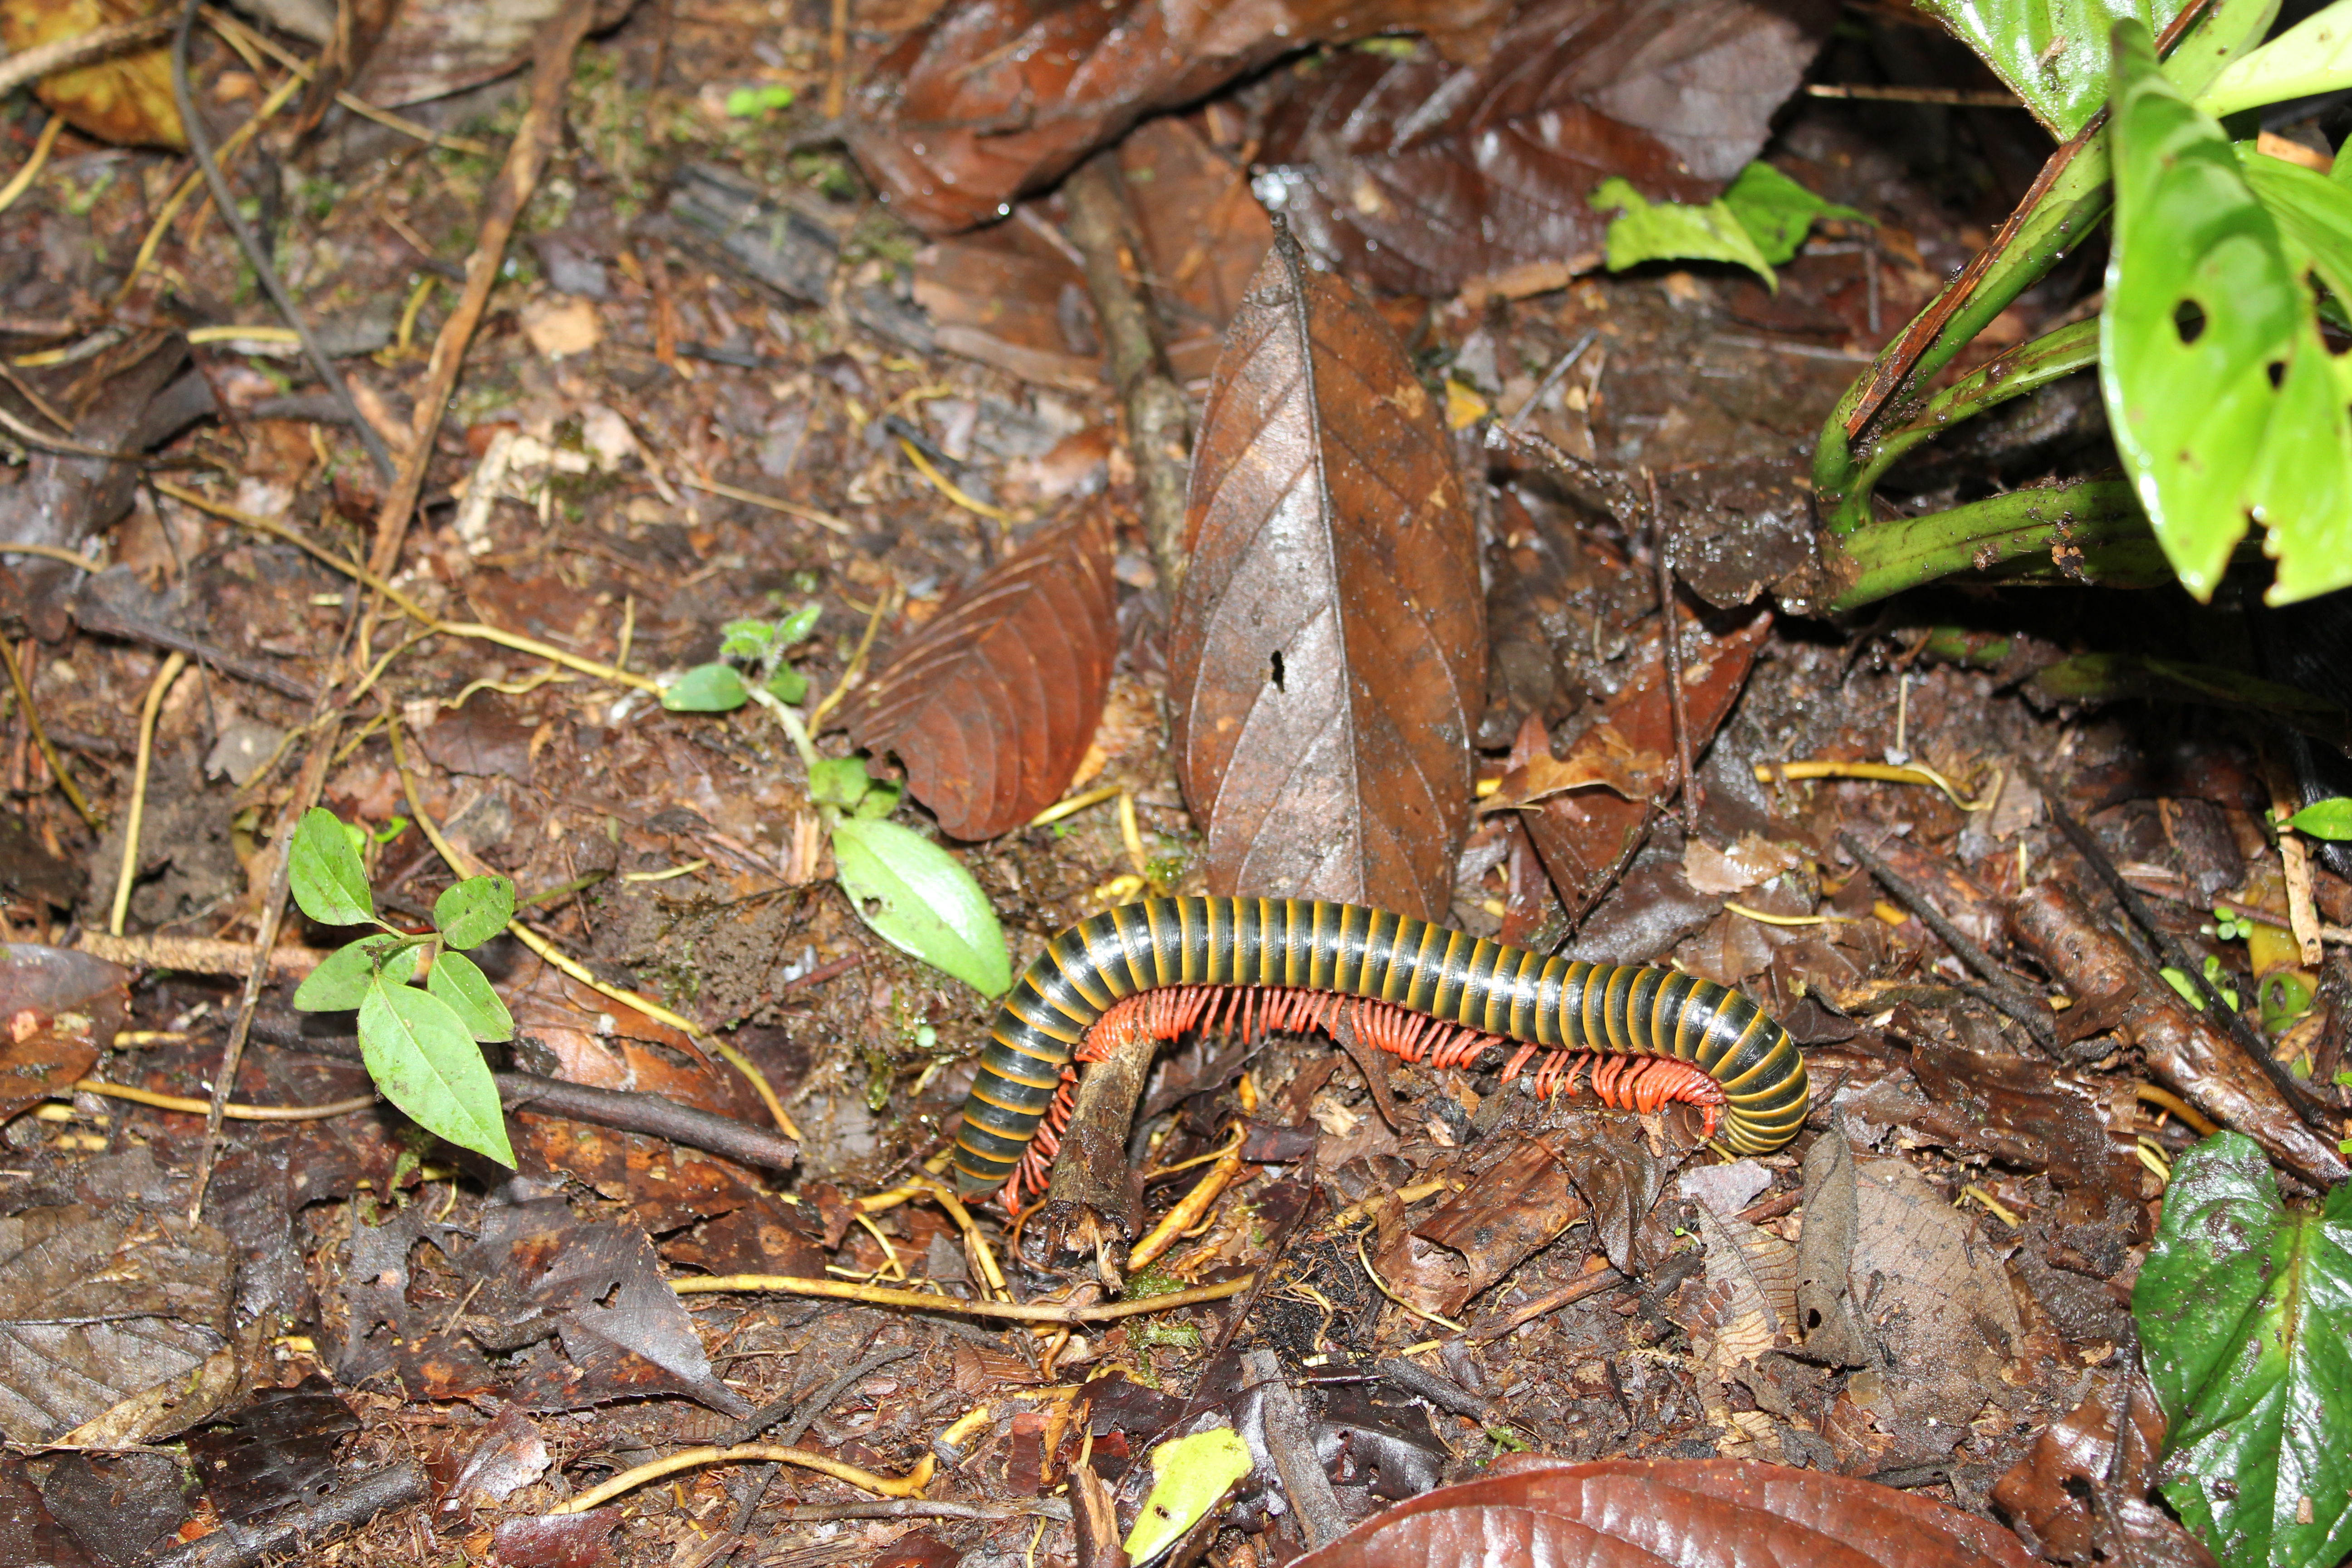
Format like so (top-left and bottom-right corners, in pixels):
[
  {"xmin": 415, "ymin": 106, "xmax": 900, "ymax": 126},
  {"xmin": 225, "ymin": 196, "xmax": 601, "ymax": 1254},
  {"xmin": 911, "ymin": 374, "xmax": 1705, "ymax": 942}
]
[{"xmin": 950, "ymin": 897, "xmax": 1809, "ymax": 1198}]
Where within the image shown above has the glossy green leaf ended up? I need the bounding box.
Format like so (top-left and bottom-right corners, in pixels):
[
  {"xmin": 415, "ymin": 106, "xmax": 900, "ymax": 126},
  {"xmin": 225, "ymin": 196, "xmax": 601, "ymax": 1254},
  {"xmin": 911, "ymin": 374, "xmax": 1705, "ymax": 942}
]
[
  {"xmin": 426, "ymin": 951, "xmax": 514, "ymax": 1043},
  {"xmin": 2134, "ymin": 1131, "xmax": 2352, "ymax": 1568},
  {"xmin": 2290, "ymin": 797, "xmax": 2352, "ymax": 838},
  {"xmin": 359, "ymin": 976, "xmax": 514, "ymax": 1166},
  {"xmin": 2199, "ymin": 0, "xmax": 2352, "ymax": 118},
  {"xmin": 1122, "ymin": 1428, "xmax": 1254, "ymax": 1564},
  {"xmin": 1720, "ymin": 162, "xmax": 1869, "ymax": 266},
  {"xmin": 1591, "ymin": 178, "xmax": 1775, "ymax": 289},
  {"xmin": 830, "ymin": 817, "xmax": 1011, "ymax": 996},
  {"xmin": 1911, "ymin": 0, "xmax": 2190, "ymax": 134},
  {"xmin": 434, "ymin": 874, "xmax": 515, "ymax": 950},
  {"xmin": 852, "ymin": 777, "xmax": 904, "ymax": 819},
  {"xmin": 2243, "ymin": 152, "xmax": 2352, "ymax": 317},
  {"xmin": 2101, "ymin": 21, "xmax": 2344, "ymax": 603},
  {"xmin": 291, "ymin": 933, "xmax": 421, "ymax": 1012},
  {"xmin": 662, "ymin": 663, "xmax": 749, "ymax": 712},
  {"xmin": 289, "ymin": 807, "xmax": 374, "ymax": 926}
]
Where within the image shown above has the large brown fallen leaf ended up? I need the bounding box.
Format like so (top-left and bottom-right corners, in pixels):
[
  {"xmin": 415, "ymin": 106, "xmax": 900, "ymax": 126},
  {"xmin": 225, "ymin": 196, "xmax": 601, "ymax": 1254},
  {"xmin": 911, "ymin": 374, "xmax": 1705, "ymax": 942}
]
[
  {"xmin": 1122, "ymin": 116, "xmax": 1276, "ymax": 381},
  {"xmin": 848, "ymin": 502, "xmax": 1119, "ymax": 840},
  {"xmin": 1167, "ymin": 233, "xmax": 1483, "ymax": 918},
  {"xmin": 1294, "ymin": 1455, "xmax": 2040, "ymax": 1567},
  {"xmin": 1252, "ymin": 0, "xmax": 1836, "ymax": 296},
  {"xmin": 842, "ymin": 0, "xmax": 1512, "ymax": 235},
  {"xmin": 1992, "ymin": 1371, "xmax": 2217, "ymax": 1567}
]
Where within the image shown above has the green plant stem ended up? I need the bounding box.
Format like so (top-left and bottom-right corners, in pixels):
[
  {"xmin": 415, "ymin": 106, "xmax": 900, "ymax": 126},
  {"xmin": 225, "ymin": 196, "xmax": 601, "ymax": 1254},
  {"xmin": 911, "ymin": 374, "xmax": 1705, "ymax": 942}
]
[
  {"xmin": 1825, "ymin": 480, "xmax": 2159, "ymax": 611},
  {"xmin": 749, "ymin": 686, "xmax": 824, "ymax": 774}
]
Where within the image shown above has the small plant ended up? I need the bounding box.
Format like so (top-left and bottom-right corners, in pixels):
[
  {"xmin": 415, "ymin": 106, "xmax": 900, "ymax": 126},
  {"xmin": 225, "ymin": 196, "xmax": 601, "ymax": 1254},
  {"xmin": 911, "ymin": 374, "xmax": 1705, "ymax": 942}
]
[
  {"xmin": 286, "ymin": 808, "xmax": 517, "ymax": 1166},
  {"xmin": 1593, "ymin": 160, "xmax": 1869, "ymax": 291}
]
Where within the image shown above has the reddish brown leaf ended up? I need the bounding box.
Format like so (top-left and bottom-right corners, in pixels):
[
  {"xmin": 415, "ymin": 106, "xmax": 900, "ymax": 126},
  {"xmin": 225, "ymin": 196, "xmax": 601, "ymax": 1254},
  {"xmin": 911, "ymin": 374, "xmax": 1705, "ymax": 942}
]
[
  {"xmin": 1992, "ymin": 1373, "xmax": 2217, "ymax": 1567},
  {"xmin": 1122, "ymin": 117, "xmax": 1275, "ymax": 382},
  {"xmin": 1377, "ymin": 1137, "xmax": 1586, "ymax": 1316},
  {"xmin": 1295, "ymin": 1456, "xmax": 2040, "ymax": 1568},
  {"xmin": 914, "ymin": 207, "xmax": 1107, "ymax": 392},
  {"xmin": 1522, "ymin": 609, "xmax": 1770, "ymax": 915},
  {"xmin": 1479, "ymin": 720, "xmax": 1665, "ymax": 814},
  {"xmin": 848, "ymin": 503, "xmax": 1119, "ymax": 840},
  {"xmin": 842, "ymin": 0, "xmax": 1513, "ymax": 235},
  {"xmin": 1252, "ymin": 0, "xmax": 1835, "ymax": 295},
  {"xmin": 1167, "ymin": 233, "xmax": 1483, "ymax": 919}
]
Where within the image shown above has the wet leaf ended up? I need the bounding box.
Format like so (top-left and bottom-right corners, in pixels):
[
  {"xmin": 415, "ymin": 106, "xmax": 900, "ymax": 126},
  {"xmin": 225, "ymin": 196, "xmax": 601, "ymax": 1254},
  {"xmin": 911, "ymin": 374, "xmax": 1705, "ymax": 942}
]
[
  {"xmin": 358, "ymin": 976, "xmax": 514, "ymax": 1167},
  {"xmin": 1123, "ymin": 116, "xmax": 1277, "ymax": 381},
  {"xmin": 1292, "ymin": 1455, "xmax": 2042, "ymax": 1567},
  {"xmin": 848, "ymin": 505, "xmax": 1118, "ymax": 840},
  {"xmin": 1720, "ymin": 161, "xmax": 1872, "ymax": 265},
  {"xmin": 289, "ymin": 808, "xmax": 374, "ymax": 927},
  {"xmin": 0, "ymin": 0, "xmax": 184, "ymax": 148},
  {"xmin": 1124, "ymin": 1427, "xmax": 1254, "ymax": 1563},
  {"xmin": 842, "ymin": 0, "xmax": 1512, "ymax": 234},
  {"xmin": 434, "ymin": 874, "xmax": 515, "ymax": 950},
  {"xmin": 1252, "ymin": 0, "xmax": 1835, "ymax": 295},
  {"xmin": 1913, "ymin": 0, "xmax": 2194, "ymax": 136},
  {"xmin": 830, "ymin": 817, "xmax": 1013, "ymax": 995},
  {"xmin": 1384, "ymin": 1137, "xmax": 1587, "ymax": 1316},
  {"xmin": 1992, "ymin": 1372, "xmax": 2218, "ymax": 1567},
  {"xmin": 427, "ymin": 951, "xmax": 515, "ymax": 1043},
  {"xmin": 2195, "ymin": 0, "xmax": 2352, "ymax": 119},
  {"xmin": 1168, "ymin": 233, "xmax": 1483, "ymax": 919},
  {"xmin": 1595, "ymin": 176, "xmax": 1778, "ymax": 287},
  {"xmin": 349, "ymin": 0, "xmax": 633, "ymax": 109},
  {"xmin": 185, "ymin": 1377, "xmax": 358, "ymax": 1523},
  {"xmin": 662, "ymin": 662, "xmax": 749, "ymax": 712},
  {"xmin": 292, "ymin": 934, "xmax": 423, "ymax": 1013},
  {"xmin": 2135, "ymin": 1130, "xmax": 2352, "ymax": 1568},
  {"xmin": 1681, "ymin": 1199, "xmax": 1798, "ymax": 1367}
]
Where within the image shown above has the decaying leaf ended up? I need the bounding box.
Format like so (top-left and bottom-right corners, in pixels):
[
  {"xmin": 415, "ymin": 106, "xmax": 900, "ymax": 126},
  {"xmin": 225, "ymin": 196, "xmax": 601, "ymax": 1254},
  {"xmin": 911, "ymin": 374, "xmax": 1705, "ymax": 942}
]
[
  {"xmin": 184, "ymin": 1377, "xmax": 358, "ymax": 1523},
  {"xmin": 0, "ymin": 0, "xmax": 182, "ymax": 147},
  {"xmin": 1479, "ymin": 720, "xmax": 1666, "ymax": 815},
  {"xmin": 1378, "ymin": 1137, "xmax": 1586, "ymax": 1316},
  {"xmin": 1682, "ymin": 833, "xmax": 1801, "ymax": 895},
  {"xmin": 1124, "ymin": 116, "xmax": 1277, "ymax": 380},
  {"xmin": 849, "ymin": 503, "xmax": 1119, "ymax": 839},
  {"xmin": 1992, "ymin": 1370, "xmax": 2217, "ymax": 1567},
  {"xmin": 843, "ymin": 0, "xmax": 1513, "ymax": 235},
  {"xmin": 1679, "ymin": 1198, "xmax": 1798, "ymax": 1368},
  {"xmin": 914, "ymin": 206, "xmax": 1107, "ymax": 392},
  {"xmin": 348, "ymin": 0, "xmax": 634, "ymax": 108},
  {"xmin": 1168, "ymin": 233, "xmax": 1484, "ymax": 918},
  {"xmin": 1294, "ymin": 1454, "xmax": 2041, "ymax": 1567},
  {"xmin": 1253, "ymin": 0, "xmax": 1837, "ymax": 295}
]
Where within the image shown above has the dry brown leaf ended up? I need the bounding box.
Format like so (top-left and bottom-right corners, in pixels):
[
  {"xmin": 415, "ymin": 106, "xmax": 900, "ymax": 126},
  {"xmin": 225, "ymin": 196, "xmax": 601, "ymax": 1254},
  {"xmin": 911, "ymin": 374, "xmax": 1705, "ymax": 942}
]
[
  {"xmin": 0, "ymin": 0, "xmax": 182, "ymax": 147},
  {"xmin": 1683, "ymin": 832, "xmax": 1802, "ymax": 895},
  {"xmin": 1167, "ymin": 232, "xmax": 1483, "ymax": 918},
  {"xmin": 848, "ymin": 503, "xmax": 1120, "ymax": 840},
  {"xmin": 1679, "ymin": 1199, "xmax": 1797, "ymax": 1369},
  {"xmin": 1478, "ymin": 720, "xmax": 1665, "ymax": 814}
]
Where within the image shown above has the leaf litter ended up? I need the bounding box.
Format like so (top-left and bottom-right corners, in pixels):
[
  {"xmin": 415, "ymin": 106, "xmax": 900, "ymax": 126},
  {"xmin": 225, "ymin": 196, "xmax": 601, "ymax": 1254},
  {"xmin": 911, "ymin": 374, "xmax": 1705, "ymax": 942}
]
[{"xmin": 0, "ymin": 0, "xmax": 2343, "ymax": 1563}]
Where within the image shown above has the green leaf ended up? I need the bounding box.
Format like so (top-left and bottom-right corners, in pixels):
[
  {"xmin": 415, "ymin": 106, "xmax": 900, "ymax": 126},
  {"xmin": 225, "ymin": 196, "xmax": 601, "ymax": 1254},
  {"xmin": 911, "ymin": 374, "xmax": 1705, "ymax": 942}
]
[
  {"xmin": 2100, "ymin": 20, "xmax": 2352, "ymax": 604},
  {"xmin": 289, "ymin": 807, "xmax": 374, "ymax": 926},
  {"xmin": 765, "ymin": 664, "xmax": 809, "ymax": 706},
  {"xmin": 359, "ymin": 976, "xmax": 514, "ymax": 1167},
  {"xmin": 426, "ymin": 951, "xmax": 514, "ymax": 1043},
  {"xmin": 2134, "ymin": 1131, "xmax": 2352, "ymax": 1568},
  {"xmin": 1912, "ymin": 0, "xmax": 2198, "ymax": 136},
  {"xmin": 772, "ymin": 602, "xmax": 822, "ymax": 645},
  {"xmin": 719, "ymin": 619, "xmax": 776, "ymax": 660},
  {"xmin": 662, "ymin": 663, "xmax": 750, "ymax": 712},
  {"xmin": 434, "ymin": 874, "xmax": 516, "ymax": 950},
  {"xmin": 723, "ymin": 83, "xmax": 796, "ymax": 118},
  {"xmin": 852, "ymin": 777, "xmax": 904, "ymax": 819},
  {"xmin": 2291, "ymin": 797, "xmax": 2352, "ymax": 838},
  {"xmin": 1720, "ymin": 162, "xmax": 1870, "ymax": 266},
  {"xmin": 809, "ymin": 755, "xmax": 875, "ymax": 809},
  {"xmin": 1122, "ymin": 1428, "xmax": 1254, "ymax": 1564},
  {"xmin": 2198, "ymin": 0, "xmax": 2352, "ymax": 118},
  {"xmin": 292, "ymin": 933, "xmax": 421, "ymax": 1012},
  {"xmin": 2159, "ymin": 964, "xmax": 2203, "ymax": 1005},
  {"xmin": 830, "ymin": 817, "xmax": 1011, "ymax": 996},
  {"xmin": 1591, "ymin": 178, "xmax": 1776, "ymax": 289}
]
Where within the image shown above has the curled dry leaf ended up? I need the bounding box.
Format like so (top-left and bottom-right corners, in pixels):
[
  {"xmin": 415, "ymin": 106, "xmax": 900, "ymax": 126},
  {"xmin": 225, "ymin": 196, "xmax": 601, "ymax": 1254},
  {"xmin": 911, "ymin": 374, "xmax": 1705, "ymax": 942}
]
[
  {"xmin": 1168, "ymin": 233, "xmax": 1483, "ymax": 918},
  {"xmin": 1294, "ymin": 1455, "xmax": 2040, "ymax": 1568},
  {"xmin": 848, "ymin": 503, "xmax": 1119, "ymax": 840},
  {"xmin": 842, "ymin": 0, "xmax": 1512, "ymax": 235},
  {"xmin": 1252, "ymin": 0, "xmax": 1836, "ymax": 295},
  {"xmin": 1478, "ymin": 720, "xmax": 1665, "ymax": 814}
]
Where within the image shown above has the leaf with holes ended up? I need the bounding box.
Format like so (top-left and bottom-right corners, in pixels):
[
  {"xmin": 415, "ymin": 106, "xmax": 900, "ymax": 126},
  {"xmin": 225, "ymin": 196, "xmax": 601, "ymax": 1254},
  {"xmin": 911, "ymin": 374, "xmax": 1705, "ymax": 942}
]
[
  {"xmin": 1251, "ymin": 0, "xmax": 1833, "ymax": 296},
  {"xmin": 1293, "ymin": 1455, "xmax": 2042, "ymax": 1567},
  {"xmin": 2101, "ymin": 20, "xmax": 2352, "ymax": 605},
  {"xmin": 1167, "ymin": 231, "xmax": 1483, "ymax": 920},
  {"xmin": 358, "ymin": 975, "xmax": 514, "ymax": 1167},
  {"xmin": 847, "ymin": 504, "xmax": 1117, "ymax": 840},
  {"xmin": 288, "ymin": 808, "xmax": 374, "ymax": 927},
  {"xmin": 2135, "ymin": 1131, "xmax": 2352, "ymax": 1568},
  {"xmin": 830, "ymin": 817, "xmax": 1011, "ymax": 996}
]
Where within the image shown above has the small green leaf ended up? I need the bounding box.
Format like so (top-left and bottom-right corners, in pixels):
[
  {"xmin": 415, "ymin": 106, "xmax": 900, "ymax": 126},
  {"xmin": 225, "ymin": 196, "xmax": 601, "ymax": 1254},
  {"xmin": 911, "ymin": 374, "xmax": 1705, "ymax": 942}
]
[
  {"xmin": 662, "ymin": 663, "xmax": 750, "ymax": 712},
  {"xmin": 1122, "ymin": 1428, "xmax": 1254, "ymax": 1565},
  {"xmin": 434, "ymin": 875, "xmax": 516, "ymax": 950},
  {"xmin": 772, "ymin": 602, "xmax": 822, "ymax": 645},
  {"xmin": 809, "ymin": 755, "xmax": 875, "ymax": 809},
  {"xmin": 719, "ymin": 619, "xmax": 776, "ymax": 660},
  {"xmin": 723, "ymin": 83, "xmax": 796, "ymax": 118},
  {"xmin": 852, "ymin": 777, "xmax": 904, "ymax": 819},
  {"xmin": 426, "ymin": 951, "xmax": 514, "ymax": 1042},
  {"xmin": 1720, "ymin": 162, "xmax": 1870, "ymax": 266},
  {"xmin": 2197, "ymin": 0, "xmax": 2352, "ymax": 118},
  {"xmin": 765, "ymin": 664, "xmax": 810, "ymax": 706},
  {"xmin": 2290, "ymin": 797, "xmax": 2352, "ymax": 838},
  {"xmin": 1592, "ymin": 177, "xmax": 1776, "ymax": 288},
  {"xmin": 2160, "ymin": 965, "xmax": 2203, "ymax": 1005},
  {"xmin": 830, "ymin": 817, "xmax": 1011, "ymax": 995},
  {"xmin": 371, "ymin": 815, "xmax": 410, "ymax": 845},
  {"xmin": 292, "ymin": 934, "xmax": 421, "ymax": 1012},
  {"xmin": 2134, "ymin": 1131, "xmax": 2352, "ymax": 1568},
  {"xmin": 289, "ymin": 807, "xmax": 374, "ymax": 926},
  {"xmin": 359, "ymin": 977, "xmax": 514, "ymax": 1167}
]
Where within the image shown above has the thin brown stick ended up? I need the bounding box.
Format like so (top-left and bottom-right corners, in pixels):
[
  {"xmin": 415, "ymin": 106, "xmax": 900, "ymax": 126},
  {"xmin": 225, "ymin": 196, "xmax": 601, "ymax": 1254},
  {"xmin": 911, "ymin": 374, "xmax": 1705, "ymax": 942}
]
[
  {"xmin": 0, "ymin": 13, "xmax": 175, "ymax": 100},
  {"xmin": 74, "ymin": 931, "xmax": 326, "ymax": 978},
  {"xmin": 1650, "ymin": 472, "xmax": 1696, "ymax": 828},
  {"xmin": 361, "ymin": 0, "xmax": 596, "ymax": 595},
  {"xmin": 672, "ymin": 1270, "xmax": 1257, "ymax": 1323},
  {"xmin": 0, "ymin": 637, "xmax": 95, "ymax": 828},
  {"xmin": 1470, "ymin": 1264, "xmax": 1627, "ymax": 1341}
]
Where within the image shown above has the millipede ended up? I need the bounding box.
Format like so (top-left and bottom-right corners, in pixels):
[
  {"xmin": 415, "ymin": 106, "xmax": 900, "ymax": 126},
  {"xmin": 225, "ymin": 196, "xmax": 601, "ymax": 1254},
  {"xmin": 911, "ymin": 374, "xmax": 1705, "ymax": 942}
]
[{"xmin": 950, "ymin": 897, "xmax": 1809, "ymax": 1205}]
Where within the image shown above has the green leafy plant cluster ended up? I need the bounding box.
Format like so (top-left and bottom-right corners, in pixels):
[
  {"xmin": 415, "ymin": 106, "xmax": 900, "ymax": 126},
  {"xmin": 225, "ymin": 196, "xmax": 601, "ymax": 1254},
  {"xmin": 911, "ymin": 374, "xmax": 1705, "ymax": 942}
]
[
  {"xmin": 286, "ymin": 808, "xmax": 516, "ymax": 1167},
  {"xmin": 660, "ymin": 608, "xmax": 1012, "ymax": 999}
]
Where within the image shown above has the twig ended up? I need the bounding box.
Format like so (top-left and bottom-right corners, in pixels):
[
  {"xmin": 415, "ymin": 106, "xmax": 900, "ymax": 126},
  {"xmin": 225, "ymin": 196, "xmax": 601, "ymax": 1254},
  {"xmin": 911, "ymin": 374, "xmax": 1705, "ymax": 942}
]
[
  {"xmin": 0, "ymin": 13, "xmax": 175, "ymax": 99},
  {"xmin": 1467, "ymin": 1265, "xmax": 1626, "ymax": 1341},
  {"xmin": 73, "ymin": 598, "xmax": 316, "ymax": 701},
  {"xmin": 2136, "ymin": 1082, "xmax": 2220, "ymax": 1136},
  {"xmin": 1805, "ymin": 83, "xmax": 2024, "ymax": 107},
  {"xmin": 1374, "ymin": 1356, "xmax": 1490, "ymax": 1419},
  {"xmin": 0, "ymin": 113, "xmax": 63, "ymax": 219},
  {"xmin": 1651, "ymin": 471, "xmax": 1696, "ymax": 828},
  {"xmin": 550, "ymin": 1444, "xmax": 933, "ymax": 1514},
  {"xmin": 74, "ymin": 931, "xmax": 324, "ymax": 977},
  {"xmin": 672, "ymin": 1270, "xmax": 1256, "ymax": 1323},
  {"xmin": 1358, "ymin": 1234, "xmax": 1464, "ymax": 1332},
  {"xmin": 109, "ymin": 652, "xmax": 187, "ymax": 936},
  {"xmin": 0, "ymin": 637, "xmax": 96, "ymax": 828},
  {"xmin": 195, "ymin": 7, "xmax": 494, "ymax": 157},
  {"xmin": 679, "ymin": 474, "xmax": 854, "ymax": 535},
  {"xmin": 1508, "ymin": 330, "xmax": 1597, "ymax": 431},
  {"xmin": 1062, "ymin": 152, "xmax": 1193, "ymax": 596},
  {"xmin": 362, "ymin": 0, "xmax": 595, "ymax": 595},
  {"xmin": 1838, "ymin": 832, "xmax": 2059, "ymax": 1055},
  {"xmin": 1126, "ymin": 1130, "xmax": 1243, "ymax": 1273},
  {"xmin": 2025, "ymin": 764, "xmax": 2337, "ymax": 1132},
  {"xmin": 1753, "ymin": 757, "xmax": 1992, "ymax": 812},
  {"xmin": 146, "ymin": 1462, "xmax": 423, "ymax": 1568},
  {"xmin": 170, "ymin": 0, "xmax": 393, "ymax": 480},
  {"xmin": 769, "ymin": 1499, "xmax": 1072, "ymax": 1523},
  {"xmin": 114, "ymin": 70, "xmax": 304, "ymax": 311},
  {"xmin": 71, "ymin": 1079, "xmax": 376, "ymax": 1121},
  {"xmin": 722, "ymin": 1342, "xmax": 922, "ymax": 1541}
]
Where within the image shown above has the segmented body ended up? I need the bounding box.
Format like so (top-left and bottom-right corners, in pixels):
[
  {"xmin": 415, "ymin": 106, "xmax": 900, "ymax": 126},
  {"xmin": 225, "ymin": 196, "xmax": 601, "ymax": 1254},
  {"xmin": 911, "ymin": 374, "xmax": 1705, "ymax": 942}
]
[{"xmin": 950, "ymin": 897, "xmax": 1809, "ymax": 1202}]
